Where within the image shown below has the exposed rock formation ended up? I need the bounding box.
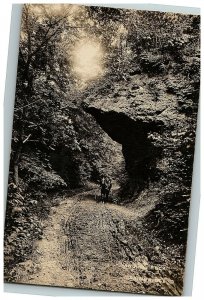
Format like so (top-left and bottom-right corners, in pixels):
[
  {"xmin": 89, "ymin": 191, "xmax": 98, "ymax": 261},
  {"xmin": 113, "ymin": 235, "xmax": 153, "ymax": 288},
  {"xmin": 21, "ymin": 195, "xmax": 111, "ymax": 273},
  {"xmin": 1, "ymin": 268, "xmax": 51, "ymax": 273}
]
[{"xmin": 84, "ymin": 65, "xmax": 199, "ymax": 244}]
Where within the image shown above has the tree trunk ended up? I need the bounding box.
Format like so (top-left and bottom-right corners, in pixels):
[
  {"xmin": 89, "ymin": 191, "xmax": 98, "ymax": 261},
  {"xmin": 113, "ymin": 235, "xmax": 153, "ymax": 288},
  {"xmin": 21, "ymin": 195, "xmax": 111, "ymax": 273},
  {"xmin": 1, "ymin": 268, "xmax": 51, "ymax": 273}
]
[
  {"xmin": 14, "ymin": 164, "xmax": 19, "ymax": 186},
  {"xmin": 13, "ymin": 143, "xmax": 22, "ymax": 186}
]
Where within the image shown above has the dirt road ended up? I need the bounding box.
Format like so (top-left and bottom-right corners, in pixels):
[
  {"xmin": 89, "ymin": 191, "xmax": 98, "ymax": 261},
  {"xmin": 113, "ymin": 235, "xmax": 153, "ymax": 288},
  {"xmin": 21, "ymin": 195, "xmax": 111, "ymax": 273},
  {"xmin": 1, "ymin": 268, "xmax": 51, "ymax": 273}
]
[{"xmin": 16, "ymin": 190, "xmax": 182, "ymax": 295}]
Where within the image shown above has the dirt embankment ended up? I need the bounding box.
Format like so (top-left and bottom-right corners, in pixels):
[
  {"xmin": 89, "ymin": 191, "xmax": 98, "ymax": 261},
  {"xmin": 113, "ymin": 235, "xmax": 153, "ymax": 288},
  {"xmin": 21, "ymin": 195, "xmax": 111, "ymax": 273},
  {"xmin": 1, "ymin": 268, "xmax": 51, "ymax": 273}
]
[{"xmin": 13, "ymin": 188, "xmax": 184, "ymax": 296}]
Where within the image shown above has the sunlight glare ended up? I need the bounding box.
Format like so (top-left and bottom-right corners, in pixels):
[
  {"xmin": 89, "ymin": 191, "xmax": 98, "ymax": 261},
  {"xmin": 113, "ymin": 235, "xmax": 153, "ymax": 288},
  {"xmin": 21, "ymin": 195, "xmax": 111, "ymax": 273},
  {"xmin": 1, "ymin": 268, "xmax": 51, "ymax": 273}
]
[{"xmin": 72, "ymin": 39, "xmax": 104, "ymax": 83}]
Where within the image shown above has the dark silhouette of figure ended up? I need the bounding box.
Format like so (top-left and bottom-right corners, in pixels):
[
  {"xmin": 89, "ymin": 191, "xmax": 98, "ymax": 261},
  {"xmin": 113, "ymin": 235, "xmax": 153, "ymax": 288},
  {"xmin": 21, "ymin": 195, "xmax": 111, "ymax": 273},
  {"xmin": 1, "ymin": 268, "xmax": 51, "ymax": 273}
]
[{"xmin": 100, "ymin": 175, "xmax": 112, "ymax": 203}]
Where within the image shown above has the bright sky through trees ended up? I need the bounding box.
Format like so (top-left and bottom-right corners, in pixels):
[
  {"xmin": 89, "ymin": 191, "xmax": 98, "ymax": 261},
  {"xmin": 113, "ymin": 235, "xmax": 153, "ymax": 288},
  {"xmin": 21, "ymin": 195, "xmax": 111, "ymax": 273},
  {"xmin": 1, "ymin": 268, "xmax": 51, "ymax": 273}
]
[{"xmin": 72, "ymin": 39, "xmax": 104, "ymax": 83}]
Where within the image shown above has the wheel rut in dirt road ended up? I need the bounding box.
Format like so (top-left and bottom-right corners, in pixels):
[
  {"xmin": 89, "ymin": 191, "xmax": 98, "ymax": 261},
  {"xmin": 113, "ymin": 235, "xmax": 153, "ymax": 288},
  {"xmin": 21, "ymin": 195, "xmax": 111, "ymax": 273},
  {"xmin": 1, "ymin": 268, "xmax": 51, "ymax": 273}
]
[{"xmin": 17, "ymin": 191, "xmax": 182, "ymax": 295}]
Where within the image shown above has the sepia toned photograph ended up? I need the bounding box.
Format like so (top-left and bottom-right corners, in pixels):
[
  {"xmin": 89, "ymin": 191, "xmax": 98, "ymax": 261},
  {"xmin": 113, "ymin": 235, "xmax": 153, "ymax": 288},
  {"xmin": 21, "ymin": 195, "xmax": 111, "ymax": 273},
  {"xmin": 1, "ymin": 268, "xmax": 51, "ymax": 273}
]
[{"xmin": 4, "ymin": 4, "xmax": 200, "ymax": 296}]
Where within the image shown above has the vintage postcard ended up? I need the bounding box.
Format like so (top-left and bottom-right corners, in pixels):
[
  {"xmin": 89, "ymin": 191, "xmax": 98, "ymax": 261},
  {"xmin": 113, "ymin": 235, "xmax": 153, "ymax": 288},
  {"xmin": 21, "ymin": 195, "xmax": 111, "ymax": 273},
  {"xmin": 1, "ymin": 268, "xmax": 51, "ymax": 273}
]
[{"xmin": 4, "ymin": 4, "xmax": 200, "ymax": 295}]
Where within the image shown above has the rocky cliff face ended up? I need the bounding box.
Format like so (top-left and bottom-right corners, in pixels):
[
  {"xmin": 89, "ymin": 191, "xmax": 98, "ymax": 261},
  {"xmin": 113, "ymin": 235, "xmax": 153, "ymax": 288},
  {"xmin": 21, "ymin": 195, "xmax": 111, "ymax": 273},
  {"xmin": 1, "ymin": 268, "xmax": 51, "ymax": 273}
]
[
  {"xmin": 84, "ymin": 54, "xmax": 199, "ymax": 244},
  {"xmin": 84, "ymin": 85, "xmax": 164, "ymax": 196}
]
